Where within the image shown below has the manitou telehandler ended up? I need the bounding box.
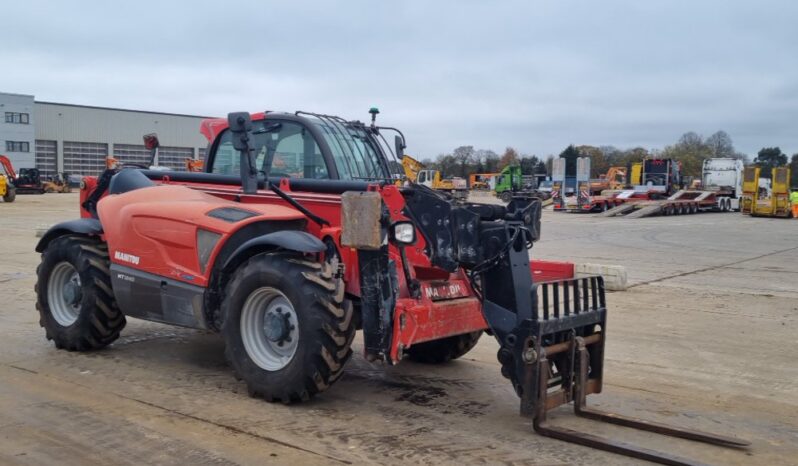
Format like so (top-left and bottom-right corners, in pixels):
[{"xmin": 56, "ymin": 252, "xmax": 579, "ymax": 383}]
[{"xmin": 35, "ymin": 109, "xmax": 747, "ymax": 465}]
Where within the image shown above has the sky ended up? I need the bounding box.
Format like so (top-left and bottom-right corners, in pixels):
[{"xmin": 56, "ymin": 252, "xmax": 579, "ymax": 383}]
[{"xmin": 1, "ymin": 1, "xmax": 797, "ymax": 159}]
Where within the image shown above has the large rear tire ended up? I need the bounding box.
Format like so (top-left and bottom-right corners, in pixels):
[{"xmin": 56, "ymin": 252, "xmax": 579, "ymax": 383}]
[
  {"xmin": 35, "ymin": 235, "xmax": 126, "ymax": 351},
  {"xmin": 405, "ymin": 331, "xmax": 482, "ymax": 364},
  {"xmin": 222, "ymin": 253, "xmax": 355, "ymax": 403}
]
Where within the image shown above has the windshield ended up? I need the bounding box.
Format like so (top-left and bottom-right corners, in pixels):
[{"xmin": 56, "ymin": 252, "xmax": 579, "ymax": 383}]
[
  {"xmin": 303, "ymin": 115, "xmax": 392, "ymax": 181},
  {"xmin": 211, "ymin": 120, "xmax": 329, "ymax": 179},
  {"xmin": 645, "ymin": 159, "xmax": 669, "ymax": 174},
  {"xmin": 210, "ymin": 114, "xmax": 397, "ymax": 181}
]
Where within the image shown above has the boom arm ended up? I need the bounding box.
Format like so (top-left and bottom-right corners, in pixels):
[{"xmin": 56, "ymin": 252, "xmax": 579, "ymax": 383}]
[
  {"xmin": 0, "ymin": 155, "xmax": 18, "ymax": 180},
  {"xmin": 401, "ymin": 155, "xmax": 424, "ymax": 183}
]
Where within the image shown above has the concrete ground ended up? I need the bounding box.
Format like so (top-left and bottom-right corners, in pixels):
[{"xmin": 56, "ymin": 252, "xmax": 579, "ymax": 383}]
[{"xmin": 0, "ymin": 193, "xmax": 796, "ymax": 465}]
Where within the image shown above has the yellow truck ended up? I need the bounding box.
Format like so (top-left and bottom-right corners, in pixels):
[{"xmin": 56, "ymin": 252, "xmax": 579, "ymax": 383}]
[{"xmin": 741, "ymin": 166, "xmax": 792, "ymax": 218}]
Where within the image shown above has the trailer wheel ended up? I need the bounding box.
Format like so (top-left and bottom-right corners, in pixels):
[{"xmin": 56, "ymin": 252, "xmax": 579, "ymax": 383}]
[
  {"xmin": 222, "ymin": 253, "xmax": 354, "ymax": 403},
  {"xmin": 35, "ymin": 235, "xmax": 126, "ymax": 351},
  {"xmin": 405, "ymin": 331, "xmax": 482, "ymax": 364},
  {"xmin": 3, "ymin": 188, "xmax": 15, "ymax": 203}
]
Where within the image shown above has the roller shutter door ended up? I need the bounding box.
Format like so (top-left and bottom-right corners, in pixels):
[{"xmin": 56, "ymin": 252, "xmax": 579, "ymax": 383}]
[
  {"xmin": 35, "ymin": 140, "xmax": 57, "ymax": 178},
  {"xmin": 158, "ymin": 146, "xmax": 194, "ymax": 171},
  {"xmin": 63, "ymin": 142, "xmax": 108, "ymax": 176},
  {"xmin": 113, "ymin": 144, "xmax": 150, "ymax": 167},
  {"xmin": 114, "ymin": 144, "xmax": 194, "ymax": 171}
]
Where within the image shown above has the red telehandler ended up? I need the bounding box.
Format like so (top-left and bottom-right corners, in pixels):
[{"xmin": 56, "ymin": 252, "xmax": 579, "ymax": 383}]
[{"xmin": 34, "ymin": 109, "xmax": 747, "ymax": 465}]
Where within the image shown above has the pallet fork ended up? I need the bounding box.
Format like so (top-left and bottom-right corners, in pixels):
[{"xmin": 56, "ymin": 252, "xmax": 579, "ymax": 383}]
[
  {"xmin": 532, "ymin": 326, "xmax": 749, "ymax": 465},
  {"xmin": 476, "ymin": 215, "xmax": 749, "ymax": 465}
]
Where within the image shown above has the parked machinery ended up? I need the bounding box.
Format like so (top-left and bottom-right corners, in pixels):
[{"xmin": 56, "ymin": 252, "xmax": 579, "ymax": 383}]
[
  {"xmin": 43, "ymin": 173, "xmax": 72, "ymax": 193},
  {"xmin": 589, "ymin": 166, "xmax": 627, "ymax": 194},
  {"xmin": 400, "ymin": 154, "xmax": 468, "ymax": 199},
  {"xmin": 15, "ymin": 168, "xmax": 45, "ymax": 194},
  {"xmin": 468, "ymin": 172, "xmax": 497, "ymax": 190},
  {"xmin": 35, "ymin": 109, "xmax": 748, "ymax": 465},
  {"xmin": 702, "ymin": 158, "xmax": 744, "ymax": 211},
  {"xmin": 0, "ymin": 155, "xmax": 16, "ymax": 202},
  {"xmin": 552, "ymin": 156, "xmax": 590, "ymax": 211},
  {"xmin": 0, "ymin": 154, "xmax": 45, "ymax": 195},
  {"xmin": 642, "ymin": 158, "xmax": 682, "ymax": 195},
  {"xmin": 494, "ymin": 165, "xmax": 523, "ymax": 202},
  {"xmin": 741, "ymin": 166, "xmax": 792, "ymax": 218}
]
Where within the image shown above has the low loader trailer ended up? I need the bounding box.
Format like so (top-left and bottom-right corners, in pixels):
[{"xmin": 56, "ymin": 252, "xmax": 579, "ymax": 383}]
[
  {"xmin": 563, "ymin": 188, "xmax": 627, "ymax": 213},
  {"xmin": 34, "ymin": 109, "xmax": 747, "ymax": 465},
  {"xmin": 599, "ymin": 189, "xmax": 730, "ymax": 218},
  {"xmin": 741, "ymin": 166, "xmax": 792, "ymax": 218}
]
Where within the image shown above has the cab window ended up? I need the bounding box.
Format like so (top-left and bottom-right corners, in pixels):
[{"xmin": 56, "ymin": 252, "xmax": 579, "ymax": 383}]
[{"xmin": 210, "ymin": 120, "xmax": 329, "ymax": 179}]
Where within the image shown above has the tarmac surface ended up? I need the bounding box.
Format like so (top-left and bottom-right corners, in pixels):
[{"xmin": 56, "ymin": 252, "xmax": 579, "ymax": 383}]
[{"xmin": 1, "ymin": 192, "xmax": 796, "ymax": 465}]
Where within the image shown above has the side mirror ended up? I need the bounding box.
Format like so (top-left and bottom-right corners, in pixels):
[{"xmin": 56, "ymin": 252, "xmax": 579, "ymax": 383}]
[
  {"xmin": 143, "ymin": 133, "xmax": 160, "ymax": 150},
  {"xmin": 143, "ymin": 133, "xmax": 160, "ymax": 167},
  {"xmin": 227, "ymin": 112, "xmax": 253, "ymax": 152},
  {"xmin": 227, "ymin": 112, "xmax": 257, "ymax": 194},
  {"xmin": 394, "ymin": 135, "xmax": 405, "ymax": 159}
]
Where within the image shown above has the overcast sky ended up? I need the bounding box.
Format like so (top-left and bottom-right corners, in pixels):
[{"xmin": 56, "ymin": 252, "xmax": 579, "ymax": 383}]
[{"xmin": 2, "ymin": 1, "xmax": 796, "ymax": 158}]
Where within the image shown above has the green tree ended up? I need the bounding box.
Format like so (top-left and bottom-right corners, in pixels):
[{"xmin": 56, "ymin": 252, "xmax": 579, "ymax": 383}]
[
  {"xmin": 499, "ymin": 147, "xmax": 520, "ymax": 169},
  {"xmin": 434, "ymin": 153, "xmax": 458, "ymax": 177},
  {"xmin": 476, "ymin": 149, "xmax": 500, "ymax": 173},
  {"xmin": 519, "ymin": 155, "xmax": 539, "ymax": 175},
  {"xmin": 576, "ymin": 145, "xmax": 608, "ymax": 178},
  {"xmin": 705, "ymin": 130, "xmax": 735, "ymax": 158},
  {"xmin": 789, "ymin": 154, "xmax": 798, "ymax": 187},
  {"xmin": 452, "ymin": 146, "xmax": 475, "ymax": 178},
  {"xmin": 661, "ymin": 132, "xmax": 711, "ymax": 177},
  {"xmin": 754, "ymin": 147, "xmax": 788, "ymax": 178},
  {"xmin": 558, "ymin": 145, "xmax": 581, "ymax": 177}
]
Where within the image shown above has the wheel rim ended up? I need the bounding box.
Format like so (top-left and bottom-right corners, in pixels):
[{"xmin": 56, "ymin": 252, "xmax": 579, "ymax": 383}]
[
  {"xmin": 240, "ymin": 287, "xmax": 299, "ymax": 371},
  {"xmin": 47, "ymin": 262, "xmax": 82, "ymax": 326}
]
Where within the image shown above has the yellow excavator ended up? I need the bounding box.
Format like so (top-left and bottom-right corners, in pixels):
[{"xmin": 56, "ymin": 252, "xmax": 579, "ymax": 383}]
[{"xmin": 400, "ymin": 155, "xmax": 468, "ymax": 198}]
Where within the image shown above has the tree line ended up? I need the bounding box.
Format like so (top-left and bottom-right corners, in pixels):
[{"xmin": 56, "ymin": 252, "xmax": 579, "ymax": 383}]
[
  {"xmin": 417, "ymin": 146, "xmax": 547, "ymax": 179},
  {"xmin": 418, "ymin": 130, "xmax": 798, "ymax": 185}
]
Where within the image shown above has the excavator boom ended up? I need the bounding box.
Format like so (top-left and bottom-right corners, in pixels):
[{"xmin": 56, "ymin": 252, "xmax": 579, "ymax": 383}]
[
  {"xmin": 0, "ymin": 155, "xmax": 18, "ymax": 180},
  {"xmin": 401, "ymin": 154, "xmax": 423, "ymax": 183}
]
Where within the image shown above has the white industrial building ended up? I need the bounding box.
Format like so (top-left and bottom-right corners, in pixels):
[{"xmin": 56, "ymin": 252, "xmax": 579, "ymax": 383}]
[{"xmin": 0, "ymin": 91, "xmax": 212, "ymax": 177}]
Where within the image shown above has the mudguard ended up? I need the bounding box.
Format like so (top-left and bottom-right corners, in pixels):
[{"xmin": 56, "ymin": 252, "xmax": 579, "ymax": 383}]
[
  {"xmin": 222, "ymin": 230, "xmax": 325, "ymax": 270},
  {"xmin": 35, "ymin": 218, "xmax": 103, "ymax": 252}
]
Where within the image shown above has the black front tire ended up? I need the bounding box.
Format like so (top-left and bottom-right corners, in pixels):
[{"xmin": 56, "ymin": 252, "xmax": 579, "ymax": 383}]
[
  {"xmin": 3, "ymin": 188, "xmax": 15, "ymax": 203},
  {"xmin": 222, "ymin": 253, "xmax": 355, "ymax": 403},
  {"xmin": 500, "ymin": 191, "xmax": 512, "ymax": 203},
  {"xmin": 35, "ymin": 235, "xmax": 126, "ymax": 351},
  {"xmin": 405, "ymin": 331, "xmax": 482, "ymax": 364}
]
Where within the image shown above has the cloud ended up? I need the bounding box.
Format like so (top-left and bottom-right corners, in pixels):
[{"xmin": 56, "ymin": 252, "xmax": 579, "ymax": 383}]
[{"xmin": 2, "ymin": 0, "xmax": 797, "ymax": 157}]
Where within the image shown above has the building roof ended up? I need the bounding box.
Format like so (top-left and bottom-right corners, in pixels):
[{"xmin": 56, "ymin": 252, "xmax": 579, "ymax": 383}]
[
  {"xmin": 34, "ymin": 100, "xmax": 216, "ymax": 119},
  {"xmin": 0, "ymin": 91, "xmax": 35, "ymax": 98}
]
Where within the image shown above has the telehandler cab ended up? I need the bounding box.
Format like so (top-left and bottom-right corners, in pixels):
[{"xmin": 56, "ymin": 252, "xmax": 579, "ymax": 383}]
[{"xmin": 35, "ymin": 109, "xmax": 747, "ymax": 465}]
